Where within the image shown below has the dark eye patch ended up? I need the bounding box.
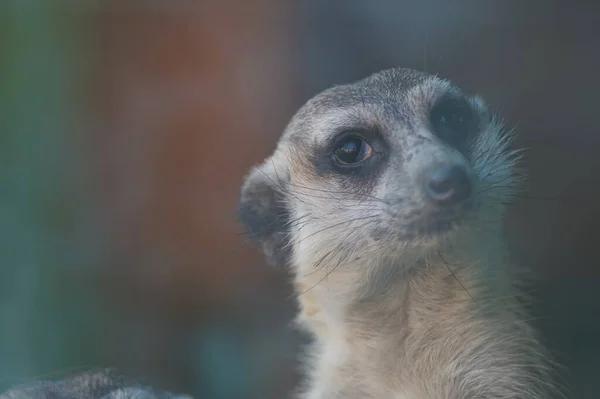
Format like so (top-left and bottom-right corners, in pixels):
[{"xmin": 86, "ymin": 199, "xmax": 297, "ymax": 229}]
[
  {"xmin": 429, "ymin": 94, "xmax": 478, "ymax": 151},
  {"xmin": 304, "ymin": 125, "xmax": 389, "ymax": 191}
]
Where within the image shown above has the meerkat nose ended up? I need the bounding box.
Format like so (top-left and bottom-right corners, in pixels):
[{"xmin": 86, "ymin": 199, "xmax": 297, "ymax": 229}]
[{"xmin": 424, "ymin": 164, "xmax": 471, "ymax": 206}]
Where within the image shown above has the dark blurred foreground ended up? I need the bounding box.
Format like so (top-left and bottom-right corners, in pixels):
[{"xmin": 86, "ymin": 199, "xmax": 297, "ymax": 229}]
[
  {"xmin": 1, "ymin": 1, "xmax": 599, "ymax": 398},
  {"xmin": 1, "ymin": 369, "xmax": 194, "ymax": 399}
]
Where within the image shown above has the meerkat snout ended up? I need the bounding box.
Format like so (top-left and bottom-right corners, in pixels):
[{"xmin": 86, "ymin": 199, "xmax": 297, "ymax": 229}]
[{"xmin": 423, "ymin": 163, "xmax": 472, "ymax": 206}]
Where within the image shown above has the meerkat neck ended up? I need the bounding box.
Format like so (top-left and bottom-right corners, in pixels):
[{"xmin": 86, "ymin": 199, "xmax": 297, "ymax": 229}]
[
  {"xmin": 292, "ymin": 249, "xmax": 555, "ymax": 398},
  {"xmin": 294, "ymin": 252, "xmax": 484, "ymax": 341}
]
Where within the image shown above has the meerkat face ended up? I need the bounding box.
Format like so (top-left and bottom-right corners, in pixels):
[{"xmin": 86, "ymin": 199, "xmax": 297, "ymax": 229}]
[{"xmin": 239, "ymin": 68, "xmax": 520, "ymax": 271}]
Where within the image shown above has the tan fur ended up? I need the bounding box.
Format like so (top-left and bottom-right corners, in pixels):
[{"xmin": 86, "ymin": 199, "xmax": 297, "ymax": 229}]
[{"xmin": 239, "ymin": 68, "xmax": 561, "ymax": 398}]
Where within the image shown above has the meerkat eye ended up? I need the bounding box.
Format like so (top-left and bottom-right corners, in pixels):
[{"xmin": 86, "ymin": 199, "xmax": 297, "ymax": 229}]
[
  {"xmin": 430, "ymin": 98, "xmax": 476, "ymax": 146},
  {"xmin": 333, "ymin": 135, "xmax": 373, "ymax": 165}
]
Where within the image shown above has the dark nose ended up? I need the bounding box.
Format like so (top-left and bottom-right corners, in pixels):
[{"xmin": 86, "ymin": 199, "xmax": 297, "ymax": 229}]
[{"xmin": 424, "ymin": 164, "xmax": 471, "ymax": 206}]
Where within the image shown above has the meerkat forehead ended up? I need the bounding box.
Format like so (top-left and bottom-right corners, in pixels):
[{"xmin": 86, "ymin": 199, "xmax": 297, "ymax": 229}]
[
  {"xmin": 239, "ymin": 67, "xmax": 517, "ymax": 269},
  {"xmin": 280, "ymin": 68, "xmax": 479, "ymax": 146}
]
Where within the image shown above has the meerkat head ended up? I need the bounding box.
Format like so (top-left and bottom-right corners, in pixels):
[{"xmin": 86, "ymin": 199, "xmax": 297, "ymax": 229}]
[{"xmin": 238, "ymin": 68, "xmax": 520, "ymax": 278}]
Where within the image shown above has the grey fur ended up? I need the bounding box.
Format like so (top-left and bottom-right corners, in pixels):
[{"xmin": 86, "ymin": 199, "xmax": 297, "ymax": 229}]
[
  {"xmin": 238, "ymin": 68, "xmax": 563, "ymax": 398},
  {"xmin": 0, "ymin": 369, "xmax": 193, "ymax": 399}
]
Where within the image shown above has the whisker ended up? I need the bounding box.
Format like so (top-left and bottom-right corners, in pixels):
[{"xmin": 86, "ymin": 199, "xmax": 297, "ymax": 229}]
[
  {"xmin": 257, "ymin": 162, "xmax": 389, "ymax": 205},
  {"xmin": 295, "ymin": 219, "xmax": 381, "ymax": 296},
  {"xmin": 484, "ymin": 192, "xmax": 567, "ymax": 202},
  {"xmin": 294, "ymin": 214, "xmax": 381, "ymax": 247},
  {"xmin": 437, "ymin": 251, "xmax": 474, "ymax": 300},
  {"xmin": 285, "ymin": 182, "xmax": 389, "ymax": 205},
  {"xmin": 258, "ymin": 163, "xmax": 308, "ymax": 207}
]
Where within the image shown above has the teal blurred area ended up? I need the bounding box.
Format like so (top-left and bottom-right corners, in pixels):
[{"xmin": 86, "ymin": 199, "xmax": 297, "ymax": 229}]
[
  {"xmin": 1, "ymin": 1, "xmax": 600, "ymax": 398},
  {"xmin": 0, "ymin": 0, "xmax": 94, "ymax": 380}
]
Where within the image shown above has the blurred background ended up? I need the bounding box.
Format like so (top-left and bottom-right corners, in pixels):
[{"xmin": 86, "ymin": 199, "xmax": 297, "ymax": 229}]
[{"xmin": 1, "ymin": 1, "xmax": 599, "ymax": 398}]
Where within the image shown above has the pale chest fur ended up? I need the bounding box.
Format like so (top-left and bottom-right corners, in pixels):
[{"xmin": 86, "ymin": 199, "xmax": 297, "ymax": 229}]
[{"xmin": 293, "ymin": 259, "xmax": 551, "ymax": 399}]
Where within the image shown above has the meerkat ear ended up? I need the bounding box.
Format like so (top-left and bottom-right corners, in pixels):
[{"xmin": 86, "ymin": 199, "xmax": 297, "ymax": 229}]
[{"xmin": 237, "ymin": 161, "xmax": 292, "ymax": 267}]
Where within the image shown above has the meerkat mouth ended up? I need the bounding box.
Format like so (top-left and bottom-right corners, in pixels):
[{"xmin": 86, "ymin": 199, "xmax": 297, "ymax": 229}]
[
  {"xmin": 411, "ymin": 204, "xmax": 472, "ymax": 238},
  {"xmin": 418, "ymin": 218, "xmax": 460, "ymax": 237}
]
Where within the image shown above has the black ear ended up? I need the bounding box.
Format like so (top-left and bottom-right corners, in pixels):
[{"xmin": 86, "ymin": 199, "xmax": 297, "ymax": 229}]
[{"xmin": 237, "ymin": 163, "xmax": 292, "ymax": 267}]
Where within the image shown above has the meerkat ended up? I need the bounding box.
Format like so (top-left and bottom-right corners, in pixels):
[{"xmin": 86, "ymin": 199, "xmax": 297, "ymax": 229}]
[{"xmin": 238, "ymin": 68, "xmax": 561, "ymax": 398}]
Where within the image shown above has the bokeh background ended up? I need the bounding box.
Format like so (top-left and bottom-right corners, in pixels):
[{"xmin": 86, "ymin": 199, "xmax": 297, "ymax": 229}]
[{"xmin": 2, "ymin": 1, "xmax": 600, "ymax": 398}]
